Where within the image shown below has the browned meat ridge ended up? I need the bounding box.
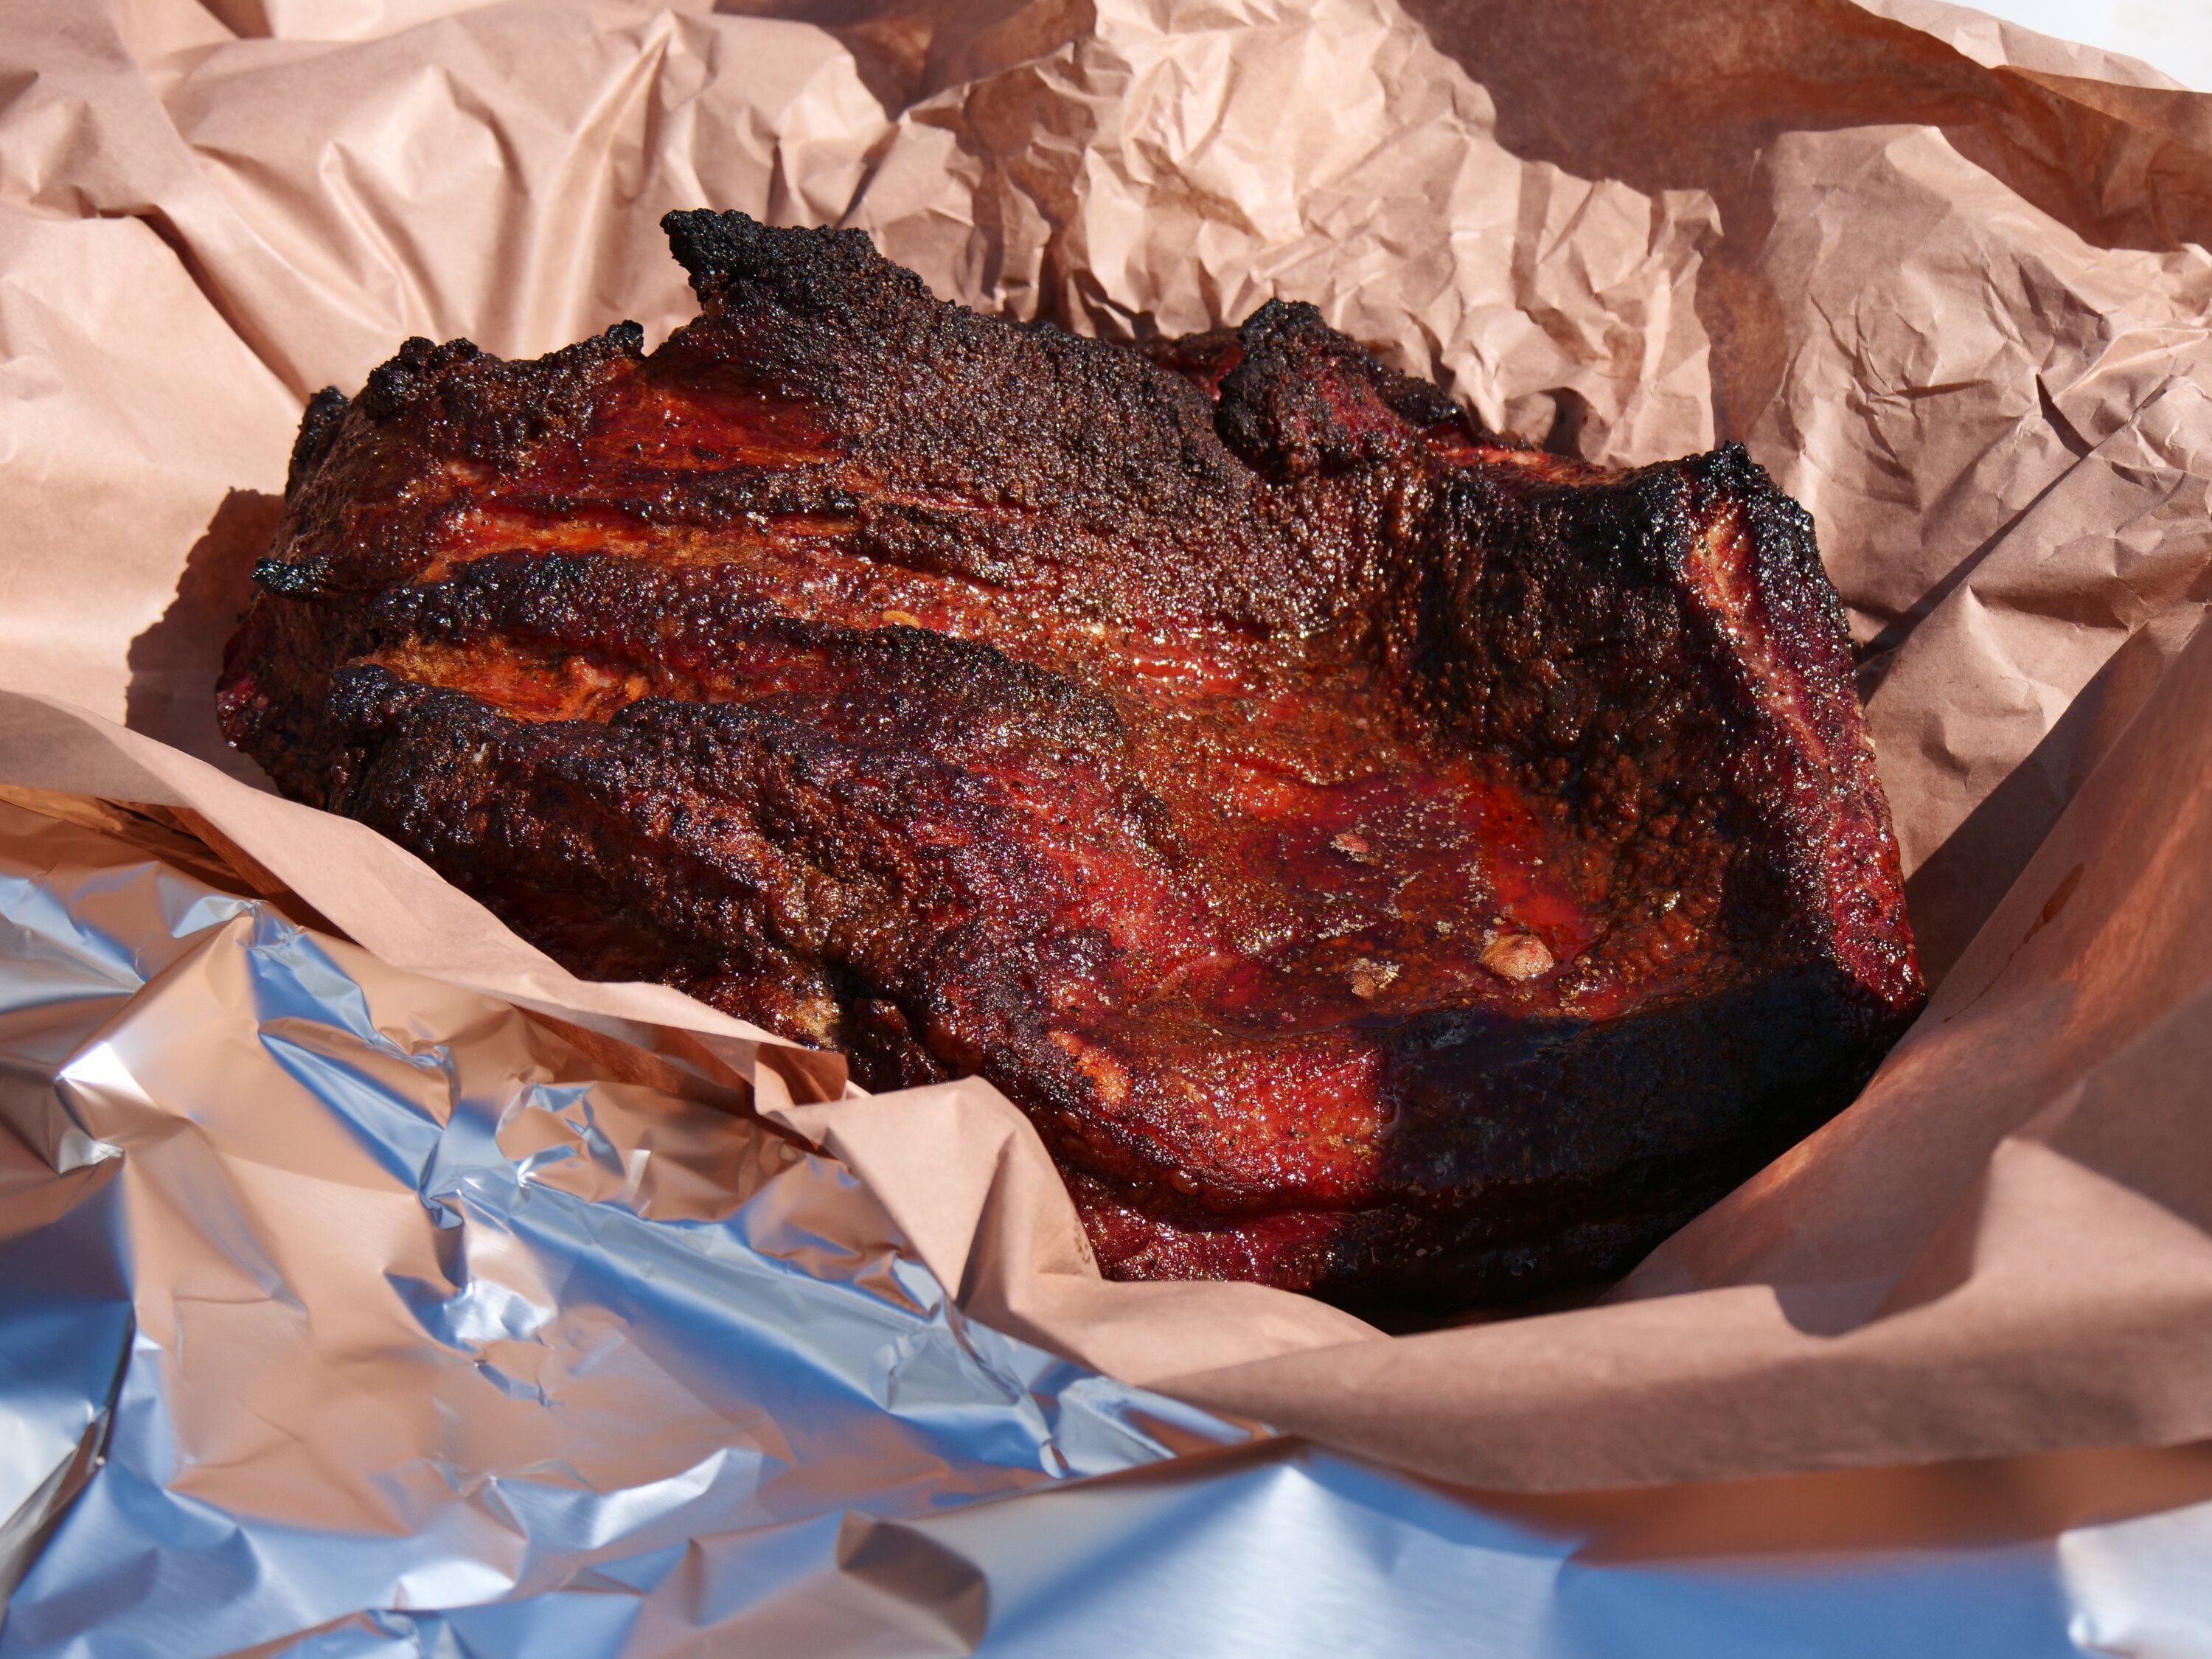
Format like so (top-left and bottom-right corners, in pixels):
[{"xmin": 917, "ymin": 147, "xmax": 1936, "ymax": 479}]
[{"xmin": 219, "ymin": 210, "xmax": 1924, "ymax": 1309}]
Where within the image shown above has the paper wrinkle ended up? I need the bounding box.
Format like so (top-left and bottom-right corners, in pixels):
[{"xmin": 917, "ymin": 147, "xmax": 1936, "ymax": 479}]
[
  {"xmin": 1852, "ymin": 0, "xmax": 2191, "ymax": 93},
  {"xmin": 1, "ymin": 0, "xmax": 2211, "ymax": 1554}
]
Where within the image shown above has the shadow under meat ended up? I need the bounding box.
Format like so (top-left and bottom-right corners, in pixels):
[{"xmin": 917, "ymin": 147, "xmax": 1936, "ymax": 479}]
[
  {"xmin": 1905, "ymin": 616, "xmax": 2188, "ymax": 987},
  {"xmin": 124, "ymin": 487, "xmax": 284, "ymax": 791}
]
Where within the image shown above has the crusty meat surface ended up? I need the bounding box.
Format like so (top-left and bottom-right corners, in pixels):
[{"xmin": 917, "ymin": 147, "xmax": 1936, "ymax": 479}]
[{"xmin": 218, "ymin": 211, "xmax": 1923, "ymax": 1310}]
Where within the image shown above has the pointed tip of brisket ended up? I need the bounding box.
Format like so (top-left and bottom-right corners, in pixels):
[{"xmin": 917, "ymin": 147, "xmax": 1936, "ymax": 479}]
[{"xmin": 661, "ymin": 209, "xmax": 929, "ymax": 316}]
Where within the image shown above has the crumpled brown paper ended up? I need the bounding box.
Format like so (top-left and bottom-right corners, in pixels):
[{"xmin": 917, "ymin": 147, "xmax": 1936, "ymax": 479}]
[{"xmin": 3, "ymin": 0, "xmax": 2210, "ymax": 1489}]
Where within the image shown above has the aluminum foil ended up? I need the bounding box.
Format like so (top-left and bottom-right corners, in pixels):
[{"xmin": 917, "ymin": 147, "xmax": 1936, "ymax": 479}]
[
  {"xmin": 5, "ymin": 798, "xmax": 2212, "ymax": 1656},
  {"xmin": 0, "ymin": 802, "xmax": 1245, "ymax": 1655}
]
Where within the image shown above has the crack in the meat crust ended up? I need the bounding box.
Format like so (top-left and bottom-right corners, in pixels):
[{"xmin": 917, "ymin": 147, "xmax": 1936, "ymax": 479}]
[{"xmin": 218, "ymin": 210, "xmax": 1924, "ymax": 1310}]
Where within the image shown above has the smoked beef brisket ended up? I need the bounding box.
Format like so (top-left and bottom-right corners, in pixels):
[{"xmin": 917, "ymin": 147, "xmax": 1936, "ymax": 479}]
[{"xmin": 218, "ymin": 211, "xmax": 1924, "ymax": 1308}]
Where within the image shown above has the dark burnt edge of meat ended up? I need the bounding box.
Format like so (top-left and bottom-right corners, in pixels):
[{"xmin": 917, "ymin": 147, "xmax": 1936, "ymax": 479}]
[
  {"xmin": 1434, "ymin": 446, "xmax": 1919, "ymax": 1018},
  {"xmin": 218, "ymin": 209, "xmax": 1924, "ymax": 1311}
]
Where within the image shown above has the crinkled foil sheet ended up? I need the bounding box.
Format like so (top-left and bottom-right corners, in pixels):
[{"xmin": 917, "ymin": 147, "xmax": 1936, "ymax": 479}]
[
  {"xmin": 8, "ymin": 810, "xmax": 2212, "ymax": 1655},
  {"xmin": 0, "ymin": 803, "xmax": 1246, "ymax": 1652}
]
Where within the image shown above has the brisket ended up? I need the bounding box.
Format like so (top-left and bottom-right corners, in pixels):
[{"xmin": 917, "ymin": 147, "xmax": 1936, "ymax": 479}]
[{"xmin": 218, "ymin": 212, "xmax": 1924, "ymax": 1308}]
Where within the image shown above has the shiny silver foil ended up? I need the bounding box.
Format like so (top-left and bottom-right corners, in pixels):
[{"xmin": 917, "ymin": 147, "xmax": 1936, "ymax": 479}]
[
  {"xmin": 4, "ymin": 801, "xmax": 2211, "ymax": 1657},
  {"xmin": 0, "ymin": 804, "xmax": 1244, "ymax": 1654}
]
